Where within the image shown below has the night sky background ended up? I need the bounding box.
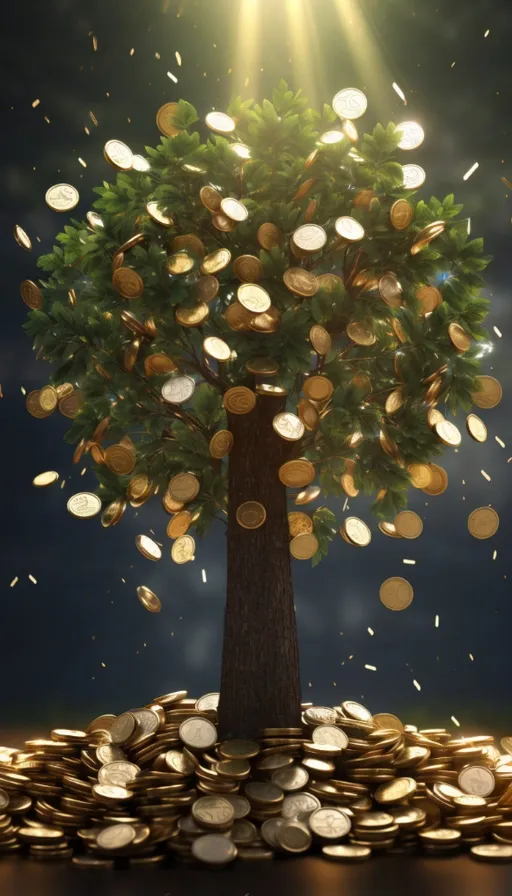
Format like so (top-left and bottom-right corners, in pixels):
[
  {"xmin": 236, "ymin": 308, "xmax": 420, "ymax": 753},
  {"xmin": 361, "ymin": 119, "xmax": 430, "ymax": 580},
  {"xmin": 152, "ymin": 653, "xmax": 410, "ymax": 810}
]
[{"xmin": 1, "ymin": 0, "xmax": 511, "ymax": 739}]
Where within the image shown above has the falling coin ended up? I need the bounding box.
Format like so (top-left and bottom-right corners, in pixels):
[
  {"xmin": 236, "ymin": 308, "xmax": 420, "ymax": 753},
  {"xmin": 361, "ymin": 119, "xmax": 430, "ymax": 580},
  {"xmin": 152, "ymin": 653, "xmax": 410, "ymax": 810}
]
[
  {"xmin": 205, "ymin": 111, "xmax": 236, "ymax": 134},
  {"xmin": 335, "ymin": 216, "xmax": 365, "ymax": 241},
  {"xmin": 45, "ymin": 184, "xmax": 80, "ymax": 212},
  {"xmin": 67, "ymin": 493, "xmax": 102, "ymax": 519},
  {"xmin": 379, "ymin": 577, "xmax": 414, "ymax": 611},
  {"xmin": 14, "ymin": 225, "xmax": 32, "ymax": 250},
  {"xmin": 402, "ymin": 164, "xmax": 426, "ymax": 189},
  {"xmin": 435, "ymin": 420, "xmax": 462, "ymax": 447},
  {"xmin": 342, "ymin": 517, "xmax": 371, "ymax": 547},
  {"xmin": 471, "ymin": 375, "xmax": 503, "ymax": 409},
  {"xmin": 332, "ymin": 87, "xmax": 368, "ymax": 120},
  {"xmin": 468, "ymin": 507, "xmax": 499, "ymax": 539},
  {"xmin": 466, "ymin": 414, "xmax": 487, "ymax": 442},
  {"xmin": 393, "ymin": 511, "xmax": 423, "ymax": 539},
  {"xmin": 104, "ymin": 139, "xmax": 133, "ymax": 170},
  {"xmin": 171, "ymin": 535, "xmax": 195, "ymax": 564},
  {"xmin": 33, "ymin": 471, "xmax": 59, "ymax": 488},
  {"xmin": 135, "ymin": 535, "xmax": 162, "ymax": 561},
  {"xmin": 136, "ymin": 586, "xmax": 161, "ymax": 613},
  {"xmin": 290, "ymin": 533, "xmax": 319, "ymax": 560},
  {"xmin": 396, "ymin": 122, "xmax": 425, "ymax": 150}
]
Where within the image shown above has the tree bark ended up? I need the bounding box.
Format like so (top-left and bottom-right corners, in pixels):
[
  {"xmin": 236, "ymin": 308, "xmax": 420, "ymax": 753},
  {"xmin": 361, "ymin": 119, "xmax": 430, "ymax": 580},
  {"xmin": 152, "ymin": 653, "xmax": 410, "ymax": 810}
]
[{"xmin": 218, "ymin": 393, "xmax": 302, "ymax": 739}]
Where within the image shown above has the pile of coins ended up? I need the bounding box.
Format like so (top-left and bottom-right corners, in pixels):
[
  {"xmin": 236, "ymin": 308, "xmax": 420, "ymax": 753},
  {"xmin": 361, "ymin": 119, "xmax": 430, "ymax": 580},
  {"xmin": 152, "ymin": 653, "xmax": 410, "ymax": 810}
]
[{"xmin": 1, "ymin": 693, "xmax": 512, "ymax": 868}]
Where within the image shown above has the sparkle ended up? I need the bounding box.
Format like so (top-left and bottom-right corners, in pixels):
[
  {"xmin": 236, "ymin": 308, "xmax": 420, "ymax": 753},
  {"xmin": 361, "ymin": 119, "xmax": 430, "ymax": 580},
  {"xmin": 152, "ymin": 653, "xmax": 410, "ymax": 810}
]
[
  {"xmin": 176, "ymin": 51, "xmax": 182, "ymax": 66},
  {"xmin": 481, "ymin": 470, "xmax": 491, "ymax": 481},
  {"xmin": 167, "ymin": 71, "xmax": 178, "ymax": 83},
  {"xmin": 403, "ymin": 559, "xmax": 416, "ymax": 565},
  {"xmin": 493, "ymin": 550, "xmax": 497, "ymax": 560},
  {"xmin": 28, "ymin": 574, "xmax": 37, "ymax": 584},
  {"xmin": 469, "ymin": 653, "xmax": 474, "ymax": 661},
  {"xmin": 484, "ymin": 29, "xmax": 490, "ymax": 37},
  {"xmin": 435, "ymin": 615, "xmax": 440, "ymax": 628},
  {"xmin": 365, "ymin": 664, "xmax": 377, "ymax": 671},
  {"xmin": 463, "ymin": 162, "xmax": 479, "ymax": 181},
  {"xmin": 201, "ymin": 569, "xmax": 207, "ymax": 583},
  {"xmin": 413, "ymin": 679, "xmax": 421, "ymax": 691},
  {"xmin": 78, "ymin": 157, "xmax": 87, "ymax": 168},
  {"xmin": 32, "ymin": 99, "xmax": 40, "ymax": 108},
  {"xmin": 392, "ymin": 82, "xmax": 406, "ymax": 103},
  {"xmin": 495, "ymin": 436, "xmax": 505, "ymax": 447},
  {"xmin": 493, "ymin": 326, "xmax": 502, "ymax": 338},
  {"xmin": 367, "ymin": 627, "xmax": 374, "ymax": 636},
  {"xmin": 451, "ymin": 716, "xmax": 461, "ymax": 727}
]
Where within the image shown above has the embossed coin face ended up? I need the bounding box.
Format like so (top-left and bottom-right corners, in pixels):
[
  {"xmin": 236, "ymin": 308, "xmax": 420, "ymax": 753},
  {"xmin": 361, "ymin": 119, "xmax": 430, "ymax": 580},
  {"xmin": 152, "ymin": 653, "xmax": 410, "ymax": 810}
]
[
  {"xmin": 98, "ymin": 761, "xmax": 140, "ymax": 788},
  {"xmin": 96, "ymin": 823, "xmax": 136, "ymax": 851},
  {"xmin": 105, "ymin": 444, "xmax": 135, "ymax": 475},
  {"xmin": 458, "ymin": 766, "xmax": 495, "ymax": 797},
  {"xmin": 312, "ymin": 726, "xmax": 349, "ymax": 750},
  {"xmin": 471, "ymin": 375, "xmax": 503, "ymax": 409},
  {"xmin": 346, "ymin": 321, "xmax": 376, "ymax": 346},
  {"xmin": 220, "ymin": 197, "xmax": 248, "ymax": 222},
  {"xmin": 104, "ymin": 139, "xmax": 133, "ymax": 170},
  {"xmin": 304, "ymin": 706, "xmax": 337, "ymax": 725},
  {"xmin": 192, "ymin": 796, "xmax": 234, "ymax": 827},
  {"xmin": 396, "ymin": 121, "xmax": 425, "ymax": 150},
  {"xmin": 466, "ymin": 414, "xmax": 487, "ymax": 443},
  {"xmin": 283, "ymin": 268, "xmax": 318, "ymax": 297},
  {"xmin": 192, "ymin": 833, "xmax": 237, "ymax": 864},
  {"xmin": 379, "ymin": 272, "xmax": 403, "ymax": 306},
  {"xmin": 303, "ymin": 376, "xmax": 334, "ymax": 402},
  {"xmin": 146, "ymin": 200, "xmax": 172, "ymax": 226},
  {"xmin": 332, "ymin": 88, "xmax": 368, "ymax": 120},
  {"xmin": 161, "ymin": 375, "xmax": 196, "ymax": 405},
  {"xmin": 237, "ymin": 283, "xmax": 271, "ymax": 313},
  {"xmin": 468, "ymin": 507, "xmax": 499, "ymax": 539},
  {"xmin": 379, "ymin": 577, "xmax": 413, "ymax": 611},
  {"xmin": 209, "ymin": 430, "xmax": 233, "ymax": 459},
  {"xmin": 195, "ymin": 692, "xmax": 220, "ymax": 712},
  {"xmin": 261, "ymin": 817, "xmax": 285, "ymax": 847},
  {"xmin": 223, "ymin": 386, "xmax": 256, "ymax": 415},
  {"xmin": 180, "ymin": 717, "xmax": 217, "ymax": 750},
  {"xmin": 343, "ymin": 517, "xmax": 372, "ymax": 547},
  {"xmin": 112, "ymin": 267, "xmax": 144, "ymax": 299},
  {"xmin": 203, "ymin": 336, "xmax": 231, "ymax": 361},
  {"xmin": 168, "ymin": 473, "xmax": 200, "ymax": 503},
  {"xmin": 309, "ymin": 325, "xmax": 331, "ymax": 356},
  {"xmin": 271, "ymin": 765, "xmax": 309, "ymax": 792},
  {"xmin": 279, "ymin": 459, "xmax": 315, "ymax": 488},
  {"xmin": 205, "ymin": 111, "xmax": 236, "ymax": 134},
  {"xmin": 272, "ymin": 412, "xmax": 305, "ymax": 442},
  {"xmin": 309, "ymin": 807, "xmax": 351, "ymax": 839},
  {"xmin": 375, "ymin": 777, "xmax": 416, "ymax": 804},
  {"xmin": 110, "ymin": 713, "xmax": 136, "ymax": 745},
  {"xmin": 281, "ymin": 792, "xmax": 321, "ymax": 820},
  {"xmin": 67, "ymin": 492, "xmax": 102, "ymax": 519},
  {"xmin": 335, "ymin": 216, "xmax": 365, "ymax": 241},
  {"xmin": 45, "ymin": 183, "xmax": 79, "ymax": 212},
  {"xmin": 394, "ymin": 511, "xmax": 423, "ymax": 539},
  {"xmin": 136, "ymin": 585, "xmax": 161, "ymax": 612},
  {"xmin": 171, "ymin": 535, "xmax": 196, "ymax": 564},
  {"xmin": 135, "ymin": 534, "xmax": 162, "ymax": 561},
  {"xmin": 373, "ymin": 713, "xmax": 404, "ymax": 733},
  {"xmin": 292, "ymin": 224, "xmax": 327, "ymax": 253},
  {"xmin": 436, "ymin": 420, "xmax": 462, "ymax": 447},
  {"xmin": 390, "ymin": 199, "xmax": 413, "ymax": 231},
  {"xmin": 156, "ymin": 102, "xmax": 181, "ymax": 137},
  {"xmin": 20, "ymin": 279, "xmax": 44, "ymax": 310},
  {"xmin": 402, "ymin": 164, "xmax": 426, "ymax": 189},
  {"xmin": 341, "ymin": 700, "xmax": 372, "ymax": 722},
  {"xmin": 201, "ymin": 247, "xmax": 231, "ymax": 275}
]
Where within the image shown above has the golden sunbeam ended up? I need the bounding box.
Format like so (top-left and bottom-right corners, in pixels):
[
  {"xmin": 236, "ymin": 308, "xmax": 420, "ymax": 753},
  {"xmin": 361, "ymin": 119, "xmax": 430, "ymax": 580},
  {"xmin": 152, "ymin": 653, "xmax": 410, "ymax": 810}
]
[
  {"xmin": 333, "ymin": 0, "xmax": 394, "ymax": 116},
  {"xmin": 233, "ymin": 0, "xmax": 261, "ymax": 94},
  {"xmin": 286, "ymin": 0, "xmax": 322, "ymax": 107}
]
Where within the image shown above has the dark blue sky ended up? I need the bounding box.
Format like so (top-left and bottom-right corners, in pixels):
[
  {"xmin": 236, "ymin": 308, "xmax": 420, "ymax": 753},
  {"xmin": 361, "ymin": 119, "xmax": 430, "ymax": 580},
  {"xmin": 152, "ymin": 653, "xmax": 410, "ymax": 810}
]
[{"xmin": 1, "ymin": 0, "xmax": 511, "ymax": 737}]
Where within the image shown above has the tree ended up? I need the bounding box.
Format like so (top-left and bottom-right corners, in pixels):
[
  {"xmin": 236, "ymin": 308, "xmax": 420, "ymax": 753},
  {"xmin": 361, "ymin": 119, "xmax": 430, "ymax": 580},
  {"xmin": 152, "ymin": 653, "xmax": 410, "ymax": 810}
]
[{"xmin": 23, "ymin": 82, "xmax": 492, "ymax": 739}]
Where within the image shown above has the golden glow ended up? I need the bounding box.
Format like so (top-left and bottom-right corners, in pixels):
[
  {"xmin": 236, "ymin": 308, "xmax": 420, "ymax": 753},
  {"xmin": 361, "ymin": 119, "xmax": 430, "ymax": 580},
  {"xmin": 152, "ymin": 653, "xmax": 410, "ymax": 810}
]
[
  {"xmin": 333, "ymin": 0, "xmax": 392, "ymax": 115},
  {"xmin": 233, "ymin": 0, "xmax": 261, "ymax": 94}
]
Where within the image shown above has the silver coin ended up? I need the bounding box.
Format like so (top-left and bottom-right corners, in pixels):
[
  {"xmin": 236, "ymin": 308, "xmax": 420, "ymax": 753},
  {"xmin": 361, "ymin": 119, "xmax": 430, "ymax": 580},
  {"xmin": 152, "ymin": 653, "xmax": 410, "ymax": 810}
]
[
  {"xmin": 332, "ymin": 88, "xmax": 368, "ymax": 120},
  {"xmin": 402, "ymin": 164, "xmax": 426, "ymax": 189},
  {"xmin": 396, "ymin": 121, "xmax": 425, "ymax": 151},
  {"xmin": 458, "ymin": 766, "xmax": 495, "ymax": 797},
  {"xmin": 161, "ymin": 375, "xmax": 196, "ymax": 404},
  {"xmin": 281, "ymin": 792, "xmax": 321, "ymax": 820},
  {"xmin": 312, "ymin": 726, "xmax": 349, "ymax": 750},
  {"xmin": 191, "ymin": 833, "xmax": 237, "ymax": 865}
]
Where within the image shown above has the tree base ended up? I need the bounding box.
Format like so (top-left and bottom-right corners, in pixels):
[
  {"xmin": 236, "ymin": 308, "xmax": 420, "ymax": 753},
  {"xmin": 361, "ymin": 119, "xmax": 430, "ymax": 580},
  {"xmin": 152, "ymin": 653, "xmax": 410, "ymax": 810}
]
[{"xmin": 0, "ymin": 688, "xmax": 505, "ymax": 867}]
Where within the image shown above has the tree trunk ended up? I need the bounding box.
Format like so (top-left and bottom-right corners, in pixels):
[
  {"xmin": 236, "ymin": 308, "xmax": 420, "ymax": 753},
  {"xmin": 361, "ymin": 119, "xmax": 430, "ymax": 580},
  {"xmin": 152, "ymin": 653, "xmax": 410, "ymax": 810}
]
[{"xmin": 218, "ymin": 393, "xmax": 302, "ymax": 739}]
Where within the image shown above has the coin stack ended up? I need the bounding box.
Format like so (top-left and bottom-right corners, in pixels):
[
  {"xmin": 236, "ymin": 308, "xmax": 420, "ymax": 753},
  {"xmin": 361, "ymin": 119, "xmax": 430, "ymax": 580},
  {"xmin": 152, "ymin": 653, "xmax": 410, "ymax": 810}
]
[{"xmin": 1, "ymin": 693, "xmax": 512, "ymax": 867}]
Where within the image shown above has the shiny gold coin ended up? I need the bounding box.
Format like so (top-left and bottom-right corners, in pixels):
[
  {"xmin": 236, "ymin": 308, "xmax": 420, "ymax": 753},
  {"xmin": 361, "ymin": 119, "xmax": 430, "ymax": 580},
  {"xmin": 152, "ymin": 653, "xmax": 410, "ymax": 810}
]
[
  {"xmin": 223, "ymin": 386, "xmax": 256, "ymax": 415},
  {"xmin": 104, "ymin": 139, "xmax": 133, "ymax": 170},
  {"xmin": 45, "ymin": 183, "xmax": 79, "ymax": 212},
  {"xmin": 471, "ymin": 375, "xmax": 502, "ymax": 409},
  {"xmin": 283, "ymin": 268, "xmax": 318, "ymax": 297},
  {"xmin": 209, "ymin": 430, "xmax": 233, "ymax": 459},
  {"xmin": 26, "ymin": 390, "xmax": 51, "ymax": 418},
  {"xmin": 343, "ymin": 517, "xmax": 371, "ymax": 547},
  {"xmin": 101, "ymin": 499, "xmax": 126, "ymax": 528},
  {"xmin": 378, "ymin": 522, "xmax": 401, "ymax": 539},
  {"xmin": 335, "ymin": 216, "xmax": 365, "ymax": 242},
  {"xmin": 212, "ymin": 212, "xmax": 236, "ymax": 232},
  {"xmin": 20, "ymin": 280, "xmax": 43, "ymax": 309},
  {"xmin": 192, "ymin": 833, "xmax": 237, "ymax": 865},
  {"xmin": 233, "ymin": 254, "xmax": 262, "ymax": 283},
  {"xmin": 135, "ymin": 534, "xmax": 162, "ymax": 561},
  {"xmin": 220, "ymin": 197, "xmax": 248, "ymax": 222},
  {"xmin": 168, "ymin": 472, "xmax": 200, "ymax": 503},
  {"xmin": 471, "ymin": 844, "xmax": 512, "ymax": 862},
  {"xmin": 379, "ymin": 272, "xmax": 403, "ymax": 308},
  {"xmin": 112, "ymin": 267, "xmax": 144, "ymax": 299},
  {"xmin": 146, "ymin": 200, "xmax": 172, "ymax": 226},
  {"xmin": 257, "ymin": 222, "xmax": 283, "ymax": 250},
  {"xmin": 168, "ymin": 253, "xmax": 195, "ymax": 276},
  {"xmin": 394, "ymin": 511, "xmax": 423, "ymax": 539},
  {"xmin": 171, "ymin": 534, "xmax": 196, "ymax": 564},
  {"xmin": 290, "ymin": 533, "xmax": 319, "ymax": 560},
  {"xmin": 379, "ymin": 577, "xmax": 414, "ymax": 611},
  {"xmin": 175, "ymin": 303, "xmax": 209, "ymax": 327},
  {"xmin": 427, "ymin": 407, "xmax": 444, "ymax": 428},
  {"xmin": 195, "ymin": 275, "xmax": 219, "ymax": 304},
  {"xmin": 250, "ymin": 308, "xmax": 280, "ymax": 332},
  {"xmin": 288, "ymin": 512, "xmax": 313, "ymax": 537},
  {"xmin": 295, "ymin": 485, "xmax": 321, "ymax": 505},
  {"xmin": 38, "ymin": 385, "xmax": 57, "ymax": 412},
  {"xmin": 32, "ymin": 471, "xmax": 59, "ymax": 488},
  {"xmin": 14, "ymin": 224, "xmax": 32, "ymax": 250},
  {"xmin": 411, "ymin": 220, "xmax": 445, "ymax": 255},
  {"xmin": 402, "ymin": 163, "xmax": 426, "ymax": 190},
  {"xmin": 448, "ymin": 322, "xmax": 471, "ymax": 352},
  {"xmin": 224, "ymin": 302, "xmax": 253, "ymax": 331},
  {"xmin": 67, "ymin": 492, "xmax": 102, "ymax": 519},
  {"xmin": 236, "ymin": 501, "xmax": 267, "ymax": 530},
  {"xmin": 466, "ymin": 414, "xmax": 487, "ymax": 442},
  {"xmin": 385, "ymin": 390, "xmax": 404, "ymax": 415},
  {"xmin": 162, "ymin": 492, "xmax": 184, "ymax": 514},
  {"xmin": 136, "ymin": 586, "xmax": 161, "ymax": 613},
  {"xmin": 166, "ymin": 511, "xmax": 194, "ymax": 539},
  {"xmin": 199, "ymin": 185, "xmax": 222, "ymax": 212},
  {"xmin": 303, "ymin": 376, "xmax": 334, "ymax": 403},
  {"xmin": 346, "ymin": 321, "xmax": 376, "ymax": 346},
  {"xmin": 203, "ymin": 336, "xmax": 230, "ymax": 362},
  {"xmin": 421, "ymin": 463, "xmax": 448, "ymax": 495},
  {"xmin": 237, "ymin": 283, "xmax": 271, "ymax": 314},
  {"xmin": 416, "ymin": 285, "xmax": 442, "ymax": 314},
  {"xmin": 245, "ymin": 357, "xmax": 279, "ymax": 376},
  {"xmin": 436, "ymin": 420, "xmax": 462, "ymax": 447},
  {"xmin": 341, "ymin": 473, "xmax": 359, "ymax": 498},
  {"xmin": 58, "ymin": 390, "xmax": 83, "ymax": 418},
  {"xmin": 121, "ymin": 310, "xmax": 147, "ymax": 337},
  {"xmin": 279, "ymin": 459, "xmax": 315, "ymax": 488},
  {"xmin": 205, "ymin": 111, "xmax": 236, "ymax": 134},
  {"xmin": 201, "ymin": 248, "xmax": 231, "ymax": 275},
  {"xmin": 156, "ymin": 102, "xmax": 181, "ymax": 137},
  {"xmin": 256, "ymin": 383, "xmax": 288, "ymax": 396},
  {"xmin": 181, "ymin": 718, "xmax": 218, "ymax": 751},
  {"xmin": 292, "ymin": 224, "xmax": 327, "ymax": 253},
  {"xmin": 407, "ymin": 463, "xmax": 432, "ymax": 489},
  {"xmin": 144, "ymin": 353, "xmax": 177, "ymax": 376},
  {"xmin": 172, "ymin": 234, "xmax": 205, "ymax": 258},
  {"xmin": 373, "ymin": 713, "xmax": 404, "ymax": 733},
  {"xmin": 390, "ymin": 199, "xmax": 413, "ymax": 231},
  {"xmin": 105, "ymin": 445, "xmax": 135, "ymax": 475},
  {"xmin": 86, "ymin": 210, "xmax": 104, "ymax": 229},
  {"xmin": 298, "ymin": 398, "xmax": 319, "ymax": 431},
  {"xmin": 272, "ymin": 412, "xmax": 304, "ymax": 442},
  {"xmin": 468, "ymin": 507, "xmax": 499, "ymax": 539},
  {"xmin": 375, "ymin": 777, "xmax": 416, "ymax": 804},
  {"xmin": 458, "ymin": 766, "xmax": 495, "ymax": 797},
  {"xmin": 317, "ymin": 273, "xmax": 343, "ymax": 292},
  {"xmin": 309, "ymin": 325, "xmax": 331, "ymax": 356}
]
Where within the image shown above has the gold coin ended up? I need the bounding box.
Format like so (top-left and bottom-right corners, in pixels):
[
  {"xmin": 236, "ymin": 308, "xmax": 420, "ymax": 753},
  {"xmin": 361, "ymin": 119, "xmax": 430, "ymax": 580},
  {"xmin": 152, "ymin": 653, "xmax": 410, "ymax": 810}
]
[
  {"xmin": 203, "ymin": 336, "xmax": 230, "ymax": 361},
  {"xmin": 392, "ymin": 318, "xmax": 407, "ymax": 343},
  {"xmin": 257, "ymin": 222, "xmax": 283, "ymax": 250},
  {"xmin": 411, "ymin": 221, "xmax": 445, "ymax": 255},
  {"xmin": 416, "ymin": 285, "xmax": 442, "ymax": 314},
  {"xmin": 292, "ymin": 224, "xmax": 327, "ymax": 253},
  {"xmin": 458, "ymin": 766, "xmax": 495, "ymax": 797},
  {"xmin": 162, "ymin": 492, "xmax": 184, "ymax": 514},
  {"xmin": 379, "ymin": 577, "xmax": 414, "ymax": 611},
  {"xmin": 471, "ymin": 375, "xmax": 502, "ymax": 409},
  {"xmin": 250, "ymin": 308, "xmax": 280, "ymax": 332},
  {"xmin": 180, "ymin": 717, "xmax": 218, "ymax": 751},
  {"xmin": 272, "ymin": 412, "xmax": 304, "ymax": 442},
  {"xmin": 224, "ymin": 303, "xmax": 253, "ymax": 331},
  {"xmin": 112, "ymin": 267, "xmax": 144, "ymax": 299},
  {"xmin": 20, "ymin": 279, "xmax": 44, "ymax": 310},
  {"xmin": 466, "ymin": 414, "xmax": 487, "ymax": 442},
  {"xmin": 279, "ymin": 459, "xmax": 315, "ymax": 488},
  {"xmin": 175, "ymin": 303, "xmax": 209, "ymax": 327},
  {"xmin": 136, "ymin": 586, "xmax": 161, "ymax": 613},
  {"xmin": 295, "ymin": 485, "xmax": 321, "ymax": 505},
  {"xmin": 196, "ymin": 275, "xmax": 219, "ymax": 303},
  {"xmin": 407, "ymin": 463, "xmax": 432, "ymax": 489},
  {"xmin": 87, "ymin": 210, "xmax": 104, "ymax": 228},
  {"xmin": 233, "ymin": 255, "xmax": 262, "ymax": 282},
  {"xmin": 375, "ymin": 777, "xmax": 416, "ymax": 804},
  {"xmin": 341, "ymin": 473, "xmax": 359, "ymax": 498},
  {"xmin": 501, "ymin": 737, "xmax": 512, "ymax": 756},
  {"xmin": 256, "ymin": 383, "xmax": 288, "ymax": 396},
  {"xmin": 135, "ymin": 534, "xmax": 162, "ymax": 561},
  {"xmin": 201, "ymin": 248, "xmax": 231, "ymax": 275},
  {"xmin": 298, "ymin": 398, "xmax": 319, "ymax": 431},
  {"xmin": 236, "ymin": 501, "xmax": 267, "ymax": 530},
  {"xmin": 335, "ymin": 216, "xmax": 365, "ymax": 242},
  {"xmin": 468, "ymin": 507, "xmax": 499, "ymax": 539},
  {"xmin": 38, "ymin": 385, "xmax": 58, "ymax": 413},
  {"xmin": 316, "ymin": 273, "xmax": 343, "ymax": 292},
  {"xmin": 422, "ymin": 463, "xmax": 448, "ymax": 495},
  {"xmin": 105, "ymin": 445, "xmax": 135, "ymax": 475},
  {"xmin": 220, "ymin": 197, "xmax": 248, "ymax": 222},
  {"xmin": 14, "ymin": 224, "xmax": 32, "ymax": 250},
  {"xmin": 427, "ymin": 407, "xmax": 444, "ymax": 428},
  {"xmin": 209, "ymin": 430, "xmax": 233, "ymax": 458},
  {"xmin": 373, "ymin": 713, "xmax": 404, "ymax": 733},
  {"xmin": 58, "ymin": 390, "xmax": 83, "ymax": 418},
  {"xmin": 385, "ymin": 390, "xmax": 404, "ymax": 415},
  {"xmin": 172, "ymin": 234, "xmax": 205, "ymax": 258},
  {"xmin": 471, "ymin": 844, "xmax": 512, "ymax": 862},
  {"xmin": 146, "ymin": 200, "xmax": 173, "ymax": 226},
  {"xmin": 390, "ymin": 199, "xmax": 413, "ymax": 230},
  {"xmin": 32, "ymin": 471, "xmax": 59, "ymax": 487},
  {"xmin": 394, "ymin": 511, "xmax": 423, "ymax": 539},
  {"xmin": 144, "ymin": 353, "xmax": 177, "ymax": 376},
  {"xmin": 67, "ymin": 492, "xmax": 102, "ymax": 519},
  {"xmin": 379, "ymin": 272, "xmax": 403, "ymax": 307},
  {"xmin": 26, "ymin": 390, "xmax": 51, "ymax": 418},
  {"xmin": 156, "ymin": 102, "xmax": 181, "ymax": 136},
  {"xmin": 223, "ymin": 386, "xmax": 256, "ymax": 415},
  {"xmin": 322, "ymin": 844, "xmax": 371, "ymax": 862},
  {"xmin": 200, "ymin": 185, "xmax": 222, "ymax": 212},
  {"xmin": 346, "ymin": 321, "xmax": 376, "ymax": 346},
  {"xmin": 283, "ymin": 268, "xmax": 318, "ymax": 297},
  {"xmin": 101, "ymin": 499, "xmax": 126, "ymax": 528},
  {"xmin": 171, "ymin": 534, "xmax": 196, "ymax": 564},
  {"xmin": 123, "ymin": 338, "xmax": 140, "ymax": 372},
  {"xmin": 237, "ymin": 283, "xmax": 271, "ymax": 314},
  {"xmin": 288, "ymin": 512, "xmax": 313, "ymax": 537},
  {"xmin": 436, "ymin": 420, "xmax": 462, "ymax": 447},
  {"xmin": 104, "ymin": 139, "xmax": 133, "ymax": 170},
  {"xmin": 245, "ymin": 357, "xmax": 279, "ymax": 376},
  {"xmin": 448, "ymin": 322, "xmax": 471, "ymax": 352},
  {"xmin": 396, "ymin": 121, "xmax": 425, "ymax": 150},
  {"xmin": 166, "ymin": 510, "xmax": 193, "ymax": 539},
  {"xmin": 290, "ymin": 533, "xmax": 318, "ymax": 560},
  {"xmin": 343, "ymin": 517, "xmax": 371, "ymax": 547},
  {"xmin": 168, "ymin": 253, "xmax": 195, "ymax": 275},
  {"xmin": 192, "ymin": 833, "xmax": 237, "ymax": 865},
  {"xmin": 212, "ymin": 212, "xmax": 236, "ymax": 232},
  {"xmin": 402, "ymin": 163, "xmax": 426, "ymax": 189},
  {"xmin": 309, "ymin": 807, "xmax": 351, "ymax": 840},
  {"xmin": 168, "ymin": 472, "xmax": 200, "ymax": 503},
  {"xmin": 45, "ymin": 183, "xmax": 79, "ymax": 212},
  {"xmin": 120, "ymin": 310, "xmax": 147, "ymax": 337},
  {"xmin": 205, "ymin": 111, "xmax": 236, "ymax": 133},
  {"xmin": 309, "ymin": 325, "xmax": 331, "ymax": 356},
  {"xmin": 303, "ymin": 376, "xmax": 334, "ymax": 402},
  {"xmin": 378, "ymin": 522, "xmax": 401, "ymax": 538}
]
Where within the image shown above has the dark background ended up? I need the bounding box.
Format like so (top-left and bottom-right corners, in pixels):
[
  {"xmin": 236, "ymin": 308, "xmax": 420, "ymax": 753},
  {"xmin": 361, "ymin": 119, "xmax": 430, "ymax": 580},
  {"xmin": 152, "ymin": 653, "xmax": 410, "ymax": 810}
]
[{"xmin": 1, "ymin": 0, "xmax": 511, "ymax": 739}]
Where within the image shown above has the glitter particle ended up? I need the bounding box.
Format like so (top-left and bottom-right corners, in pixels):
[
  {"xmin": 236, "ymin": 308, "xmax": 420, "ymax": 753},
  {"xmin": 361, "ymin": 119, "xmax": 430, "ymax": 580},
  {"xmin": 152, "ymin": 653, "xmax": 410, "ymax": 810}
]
[
  {"xmin": 28, "ymin": 575, "xmax": 37, "ymax": 584},
  {"xmin": 365, "ymin": 664, "xmax": 377, "ymax": 671},
  {"xmin": 451, "ymin": 716, "xmax": 460, "ymax": 727},
  {"xmin": 176, "ymin": 51, "xmax": 182, "ymax": 66},
  {"xmin": 481, "ymin": 470, "xmax": 491, "ymax": 481},
  {"xmin": 78, "ymin": 157, "xmax": 87, "ymax": 168},
  {"xmin": 10, "ymin": 577, "xmax": 18, "ymax": 588},
  {"xmin": 392, "ymin": 82, "xmax": 406, "ymax": 103},
  {"xmin": 493, "ymin": 326, "xmax": 502, "ymax": 338},
  {"xmin": 32, "ymin": 99, "xmax": 40, "ymax": 108},
  {"xmin": 413, "ymin": 679, "xmax": 421, "ymax": 691},
  {"xmin": 403, "ymin": 559, "xmax": 416, "ymax": 565},
  {"xmin": 202, "ymin": 569, "xmax": 207, "ymax": 583},
  {"xmin": 495, "ymin": 436, "xmax": 505, "ymax": 447},
  {"xmin": 167, "ymin": 71, "xmax": 178, "ymax": 83},
  {"xmin": 469, "ymin": 653, "xmax": 474, "ymax": 661},
  {"xmin": 435, "ymin": 615, "xmax": 440, "ymax": 628},
  {"xmin": 493, "ymin": 550, "xmax": 497, "ymax": 560},
  {"xmin": 463, "ymin": 162, "xmax": 479, "ymax": 181},
  {"xmin": 367, "ymin": 627, "xmax": 374, "ymax": 636}
]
